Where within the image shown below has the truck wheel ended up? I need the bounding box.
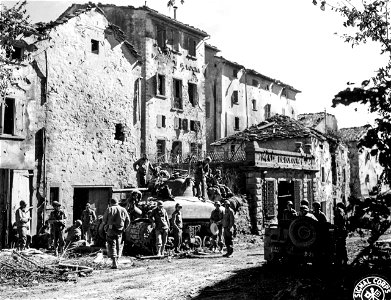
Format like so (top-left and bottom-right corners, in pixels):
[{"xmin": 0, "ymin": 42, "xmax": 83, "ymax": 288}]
[{"xmin": 288, "ymin": 217, "xmax": 318, "ymax": 248}]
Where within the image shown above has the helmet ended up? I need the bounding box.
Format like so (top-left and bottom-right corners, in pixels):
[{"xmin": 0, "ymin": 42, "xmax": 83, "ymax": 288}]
[
  {"xmin": 52, "ymin": 201, "xmax": 61, "ymax": 207},
  {"xmin": 75, "ymin": 220, "xmax": 82, "ymax": 227}
]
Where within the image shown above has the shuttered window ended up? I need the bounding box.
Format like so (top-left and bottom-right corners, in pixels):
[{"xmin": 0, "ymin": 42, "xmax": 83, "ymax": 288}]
[
  {"xmin": 157, "ymin": 115, "xmax": 166, "ymax": 128},
  {"xmin": 264, "ymin": 179, "xmax": 276, "ymax": 217},
  {"xmin": 182, "ymin": 119, "xmax": 188, "ymax": 131},
  {"xmin": 293, "ymin": 180, "xmax": 302, "ymax": 212}
]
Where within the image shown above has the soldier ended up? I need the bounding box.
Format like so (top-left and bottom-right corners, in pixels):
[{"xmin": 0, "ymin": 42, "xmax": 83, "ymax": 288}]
[
  {"xmin": 282, "ymin": 201, "xmax": 297, "ymax": 221},
  {"xmin": 222, "ymin": 200, "xmax": 235, "ymax": 257},
  {"xmin": 209, "ymin": 200, "xmax": 224, "ymax": 252},
  {"xmin": 194, "ymin": 156, "xmax": 211, "ymax": 201},
  {"xmin": 334, "ymin": 202, "xmax": 348, "ymax": 266},
  {"xmin": 81, "ymin": 203, "xmax": 96, "ymax": 244},
  {"xmin": 133, "ymin": 154, "xmax": 155, "ymax": 188},
  {"xmin": 102, "ymin": 199, "xmax": 130, "ymax": 269},
  {"xmin": 65, "ymin": 219, "xmax": 82, "ymax": 247},
  {"xmin": 48, "ymin": 201, "xmax": 67, "ymax": 256},
  {"xmin": 171, "ymin": 203, "xmax": 183, "ymax": 253},
  {"xmin": 312, "ymin": 201, "xmax": 327, "ymax": 223},
  {"xmin": 15, "ymin": 200, "xmax": 31, "ymax": 250},
  {"xmin": 149, "ymin": 200, "xmax": 170, "ymax": 256}
]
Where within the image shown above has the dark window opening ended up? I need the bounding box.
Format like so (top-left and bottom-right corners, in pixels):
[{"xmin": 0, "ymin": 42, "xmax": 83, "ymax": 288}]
[
  {"xmin": 232, "ymin": 90, "xmax": 238, "ymax": 104},
  {"xmin": 188, "ymin": 37, "xmax": 196, "ymax": 56},
  {"xmin": 157, "ymin": 74, "xmax": 166, "ymax": 96},
  {"xmin": 321, "ymin": 167, "xmax": 325, "ymax": 183},
  {"xmin": 252, "ymin": 79, "xmax": 258, "ymax": 87},
  {"xmin": 264, "ymin": 104, "xmax": 271, "ymax": 119},
  {"xmin": 91, "ymin": 39, "xmax": 99, "ymax": 54},
  {"xmin": 188, "ymin": 82, "xmax": 197, "ymax": 106},
  {"xmin": 252, "ymin": 99, "xmax": 257, "ymax": 110},
  {"xmin": 1, "ymin": 98, "xmax": 15, "ymax": 135},
  {"xmin": 157, "ymin": 115, "xmax": 166, "ymax": 128},
  {"xmin": 172, "ymin": 141, "xmax": 182, "ymax": 157},
  {"xmin": 157, "ymin": 140, "xmax": 166, "ymax": 157},
  {"xmin": 182, "ymin": 119, "xmax": 188, "ymax": 131},
  {"xmin": 50, "ymin": 187, "xmax": 59, "ymax": 205},
  {"xmin": 230, "ymin": 144, "xmax": 235, "ymax": 153},
  {"xmin": 157, "ymin": 26, "xmax": 166, "ymax": 48},
  {"xmin": 115, "ymin": 123, "xmax": 125, "ymax": 141},
  {"xmin": 173, "ymin": 79, "xmax": 183, "ymax": 109},
  {"xmin": 331, "ymin": 154, "xmax": 337, "ymax": 184},
  {"xmin": 234, "ymin": 117, "xmax": 240, "ymax": 131}
]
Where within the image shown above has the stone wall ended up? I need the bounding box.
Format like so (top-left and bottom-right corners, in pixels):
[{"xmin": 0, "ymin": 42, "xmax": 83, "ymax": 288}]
[{"xmin": 32, "ymin": 10, "xmax": 142, "ymax": 225}]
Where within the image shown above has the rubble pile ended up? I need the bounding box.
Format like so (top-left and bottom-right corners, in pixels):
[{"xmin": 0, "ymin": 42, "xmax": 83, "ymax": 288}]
[{"xmin": 0, "ymin": 249, "xmax": 93, "ymax": 286}]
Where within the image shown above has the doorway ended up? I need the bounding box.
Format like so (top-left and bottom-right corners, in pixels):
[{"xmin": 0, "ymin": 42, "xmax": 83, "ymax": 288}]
[
  {"xmin": 277, "ymin": 180, "xmax": 294, "ymax": 220},
  {"xmin": 73, "ymin": 187, "xmax": 111, "ymax": 221}
]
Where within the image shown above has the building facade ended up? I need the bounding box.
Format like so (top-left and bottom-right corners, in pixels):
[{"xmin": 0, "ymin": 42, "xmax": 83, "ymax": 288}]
[
  {"xmin": 205, "ymin": 44, "xmax": 300, "ymax": 151},
  {"xmin": 61, "ymin": 4, "xmax": 210, "ymax": 162},
  {"xmin": 0, "ymin": 7, "xmax": 142, "ymax": 246}
]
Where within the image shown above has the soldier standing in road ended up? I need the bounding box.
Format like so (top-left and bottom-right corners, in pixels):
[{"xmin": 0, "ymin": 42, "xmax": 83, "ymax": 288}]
[
  {"xmin": 133, "ymin": 154, "xmax": 156, "ymax": 188},
  {"xmin": 149, "ymin": 200, "xmax": 170, "ymax": 256},
  {"xmin": 209, "ymin": 200, "xmax": 224, "ymax": 252},
  {"xmin": 102, "ymin": 198, "xmax": 130, "ymax": 269},
  {"xmin": 171, "ymin": 203, "xmax": 183, "ymax": 253},
  {"xmin": 222, "ymin": 200, "xmax": 235, "ymax": 257},
  {"xmin": 312, "ymin": 201, "xmax": 327, "ymax": 223},
  {"xmin": 15, "ymin": 200, "xmax": 31, "ymax": 250},
  {"xmin": 81, "ymin": 203, "xmax": 96, "ymax": 244},
  {"xmin": 48, "ymin": 201, "xmax": 67, "ymax": 256}
]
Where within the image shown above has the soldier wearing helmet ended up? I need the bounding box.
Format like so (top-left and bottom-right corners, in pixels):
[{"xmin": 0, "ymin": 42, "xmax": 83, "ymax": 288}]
[
  {"xmin": 282, "ymin": 200, "xmax": 297, "ymax": 221},
  {"xmin": 48, "ymin": 201, "xmax": 67, "ymax": 256},
  {"xmin": 15, "ymin": 200, "xmax": 32, "ymax": 250},
  {"xmin": 149, "ymin": 200, "xmax": 170, "ymax": 256},
  {"xmin": 65, "ymin": 219, "xmax": 82, "ymax": 246},
  {"xmin": 194, "ymin": 156, "xmax": 212, "ymax": 201}
]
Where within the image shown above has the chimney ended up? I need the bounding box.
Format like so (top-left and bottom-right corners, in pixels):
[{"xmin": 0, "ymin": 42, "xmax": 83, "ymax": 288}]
[{"xmin": 174, "ymin": 6, "xmax": 178, "ymax": 19}]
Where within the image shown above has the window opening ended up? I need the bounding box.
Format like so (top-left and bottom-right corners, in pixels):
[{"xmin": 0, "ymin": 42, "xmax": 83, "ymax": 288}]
[{"xmin": 91, "ymin": 39, "xmax": 99, "ymax": 54}]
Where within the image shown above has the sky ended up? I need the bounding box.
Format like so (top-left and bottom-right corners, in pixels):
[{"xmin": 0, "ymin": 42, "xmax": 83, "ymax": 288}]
[{"xmin": 3, "ymin": 0, "xmax": 387, "ymax": 128}]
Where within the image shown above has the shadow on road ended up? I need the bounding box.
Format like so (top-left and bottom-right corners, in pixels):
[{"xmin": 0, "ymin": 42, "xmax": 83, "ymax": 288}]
[{"xmin": 192, "ymin": 263, "xmax": 363, "ymax": 300}]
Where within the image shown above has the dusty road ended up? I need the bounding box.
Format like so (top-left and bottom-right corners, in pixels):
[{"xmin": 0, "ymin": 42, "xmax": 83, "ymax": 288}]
[{"xmin": 0, "ymin": 241, "xmax": 265, "ymax": 300}]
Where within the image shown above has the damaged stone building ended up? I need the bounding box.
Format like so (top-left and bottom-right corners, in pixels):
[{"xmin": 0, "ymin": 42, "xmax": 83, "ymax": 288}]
[
  {"xmin": 339, "ymin": 125, "xmax": 388, "ymax": 199},
  {"xmin": 0, "ymin": 7, "xmax": 142, "ymax": 246},
  {"xmin": 205, "ymin": 44, "xmax": 300, "ymax": 152},
  {"xmin": 211, "ymin": 115, "xmax": 350, "ymax": 231},
  {"xmin": 61, "ymin": 4, "xmax": 209, "ymax": 162}
]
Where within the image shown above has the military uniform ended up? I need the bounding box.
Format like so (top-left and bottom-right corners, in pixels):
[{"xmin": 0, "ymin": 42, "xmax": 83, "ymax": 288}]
[
  {"xmin": 222, "ymin": 202, "xmax": 235, "ymax": 257},
  {"xmin": 48, "ymin": 202, "xmax": 67, "ymax": 255},
  {"xmin": 15, "ymin": 203, "xmax": 30, "ymax": 250},
  {"xmin": 171, "ymin": 206, "xmax": 183, "ymax": 253},
  {"xmin": 150, "ymin": 203, "xmax": 170, "ymax": 256},
  {"xmin": 81, "ymin": 206, "xmax": 96, "ymax": 243}
]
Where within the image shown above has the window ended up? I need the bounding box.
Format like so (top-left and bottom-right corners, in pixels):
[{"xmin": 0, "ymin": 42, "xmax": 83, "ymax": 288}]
[
  {"xmin": 182, "ymin": 119, "xmax": 188, "ymax": 131},
  {"xmin": 252, "ymin": 79, "xmax": 259, "ymax": 87},
  {"xmin": 188, "ymin": 82, "xmax": 198, "ymax": 106},
  {"xmin": 331, "ymin": 154, "xmax": 337, "ymax": 184},
  {"xmin": 190, "ymin": 120, "xmax": 201, "ymax": 132},
  {"xmin": 321, "ymin": 167, "xmax": 325, "ymax": 182},
  {"xmin": 190, "ymin": 143, "xmax": 202, "ymax": 155},
  {"xmin": 0, "ymin": 98, "xmax": 15, "ymax": 135},
  {"xmin": 234, "ymin": 117, "xmax": 240, "ymax": 130},
  {"xmin": 230, "ymin": 144, "xmax": 235, "ymax": 153},
  {"xmin": 187, "ymin": 37, "xmax": 196, "ymax": 56},
  {"xmin": 157, "ymin": 140, "xmax": 166, "ymax": 157},
  {"xmin": 174, "ymin": 117, "xmax": 182, "ymax": 130},
  {"xmin": 168, "ymin": 29, "xmax": 179, "ymax": 51},
  {"xmin": 7, "ymin": 46, "xmax": 23, "ymax": 60},
  {"xmin": 50, "ymin": 187, "xmax": 59, "ymax": 205},
  {"xmin": 252, "ymin": 99, "xmax": 257, "ymax": 110},
  {"xmin": 156, "ymin": 74, "xmax": 166, "ymax": 96},
  {"xmin": 91, "ymin": 39, "xmax": 99, "ymax": 54},
  {"xmin": 232, "ymin": 90, "xmax": 238, "ymax": 104},
  {"xmin": 157, "ymin": 115, "xmax": 166, "ymax": 128},
  {"xmin": 173, "ymin": 79, "xmax": 183, "ymax": 109},
  {"xmin": 233, "ymin": 69, "xmax": 238, "ymax": 77},
  {"xmin": 264, "ymin": 104, "xmax": 271, "ymax": 119},
  {"xmin": 114, "ymin": 123, "xmax": 125, "ymax": 141},
  {"xmin": 172, "ymin": 141, "xmax": 182, "ymax": 157},
  {"xmin": 157, "ymin": 26, "xmax": 166, "ymax": 48}
]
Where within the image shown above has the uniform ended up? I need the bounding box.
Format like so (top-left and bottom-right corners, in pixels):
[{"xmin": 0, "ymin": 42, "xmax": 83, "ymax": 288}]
[
  {"xmin": 150, "ymin": 204, "xmax": 170, "ymax": 256},
  {"xmin": 171, "ymin": 208, "xmax": 183, "ymax": 252},
  {"xmin": 81, "ymin": 206, "xmax": 96, "ymax": 243},
  {"xmin": 222, "ymin": 204, "xmax": 235, "ymax": 257},
  {"xmin": 48, "ymin": 205, "xmax": 67, "ymax": 255}
]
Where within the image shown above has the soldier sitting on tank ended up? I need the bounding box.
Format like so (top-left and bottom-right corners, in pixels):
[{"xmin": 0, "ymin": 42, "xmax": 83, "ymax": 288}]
[{"xmin": 127, "ymin": 191, "xmax": 143, "ymax": 222}]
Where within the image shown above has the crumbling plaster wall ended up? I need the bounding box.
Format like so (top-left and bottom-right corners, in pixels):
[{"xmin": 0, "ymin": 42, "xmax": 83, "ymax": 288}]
[{"xmin": 33, "ymin": 11, "xmax": 141, "ymax": 224}]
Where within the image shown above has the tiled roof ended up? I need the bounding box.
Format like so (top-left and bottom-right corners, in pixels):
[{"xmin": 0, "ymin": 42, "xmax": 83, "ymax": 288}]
[
  {"xmin": 214, "ymin": 56, "xmax": 300, "ymax": 93},
  {"xmin": 298, "ymin": 112, "xmax": 335, "ymax": 128},
  {"xmin": 205, "ymin": 43, "xmax": 221, "ymax": 52},
  {"xmin": 339, "ymin": 125, "xmax": 371, "ymax": 142},
  {"xmin": 211, "ymin": 115, "xmax": 326, "ymax": 146}
]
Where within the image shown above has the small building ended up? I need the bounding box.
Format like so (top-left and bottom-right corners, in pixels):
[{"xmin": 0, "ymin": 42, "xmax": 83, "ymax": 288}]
[
  {"xmin": 205, "ymin": 45, "xmax": 300, "ymax": 151},
  {"xmin": 339, "ymin": 125, "xmax": 387, "ymax": 199},
  {"xmin": 61, "ymin": 4, "xmax": 210, "ymax": 163},
  {"xmin": 0, "ymin": 6, "xmax": 142, "ymax": 246}
]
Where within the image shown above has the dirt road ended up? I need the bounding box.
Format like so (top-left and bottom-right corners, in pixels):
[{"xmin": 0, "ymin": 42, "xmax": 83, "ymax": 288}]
[{"xmin": 0, "ymin": 242, "xmax": 265, "ymax": 300}]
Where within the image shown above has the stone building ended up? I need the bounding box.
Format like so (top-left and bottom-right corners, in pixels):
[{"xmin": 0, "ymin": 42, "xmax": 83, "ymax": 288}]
[
  {"xmin": 61, "ymin": 4, "xmax": 209, "ymax": 162},
  {"xmin": 210, "ymin": 115, "xmax": 350, "ymax": 231},
  {"xmin": 0, "ymin": 7, "xmax": 142, "ymax": 246},
  {"xmin": 298, "ymin": 112, "xmax": 338, "ymax": 135},
  {"xmin": 205, "ymin": 44, "xmax": 300, "ymax": 151},
  {"xmin": 339, "ymin": 125, "xmax": 387, "ymax": 199}
]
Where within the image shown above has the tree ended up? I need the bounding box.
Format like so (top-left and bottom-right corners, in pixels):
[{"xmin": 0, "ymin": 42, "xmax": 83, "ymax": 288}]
[
  {"xmin": 324, "ymin": 1, "xmax": 391, "ymax": 185},
  {"xmin": 0, "ymin": 1, "xmax": 32, "ymax": 102}
]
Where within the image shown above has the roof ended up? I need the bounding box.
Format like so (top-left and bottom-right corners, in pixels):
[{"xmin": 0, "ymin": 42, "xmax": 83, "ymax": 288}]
[
  {"xmin": 297, "ymin": 112, "xmax": 335, "ymax": 128},
  {"xmin": 205, "ymin": 43, "xmax": 221, "ymax": 52},
  {"xmin": 211, "ymin": 115, "xmax": 326, "ymax": 146},
  {"xmin": 214, "ymin": 56, "xmax": 300, "ymax": 93},
  {"xmin": 339, "ymin": 125, "xmax": 371, "ymax": 142}
]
